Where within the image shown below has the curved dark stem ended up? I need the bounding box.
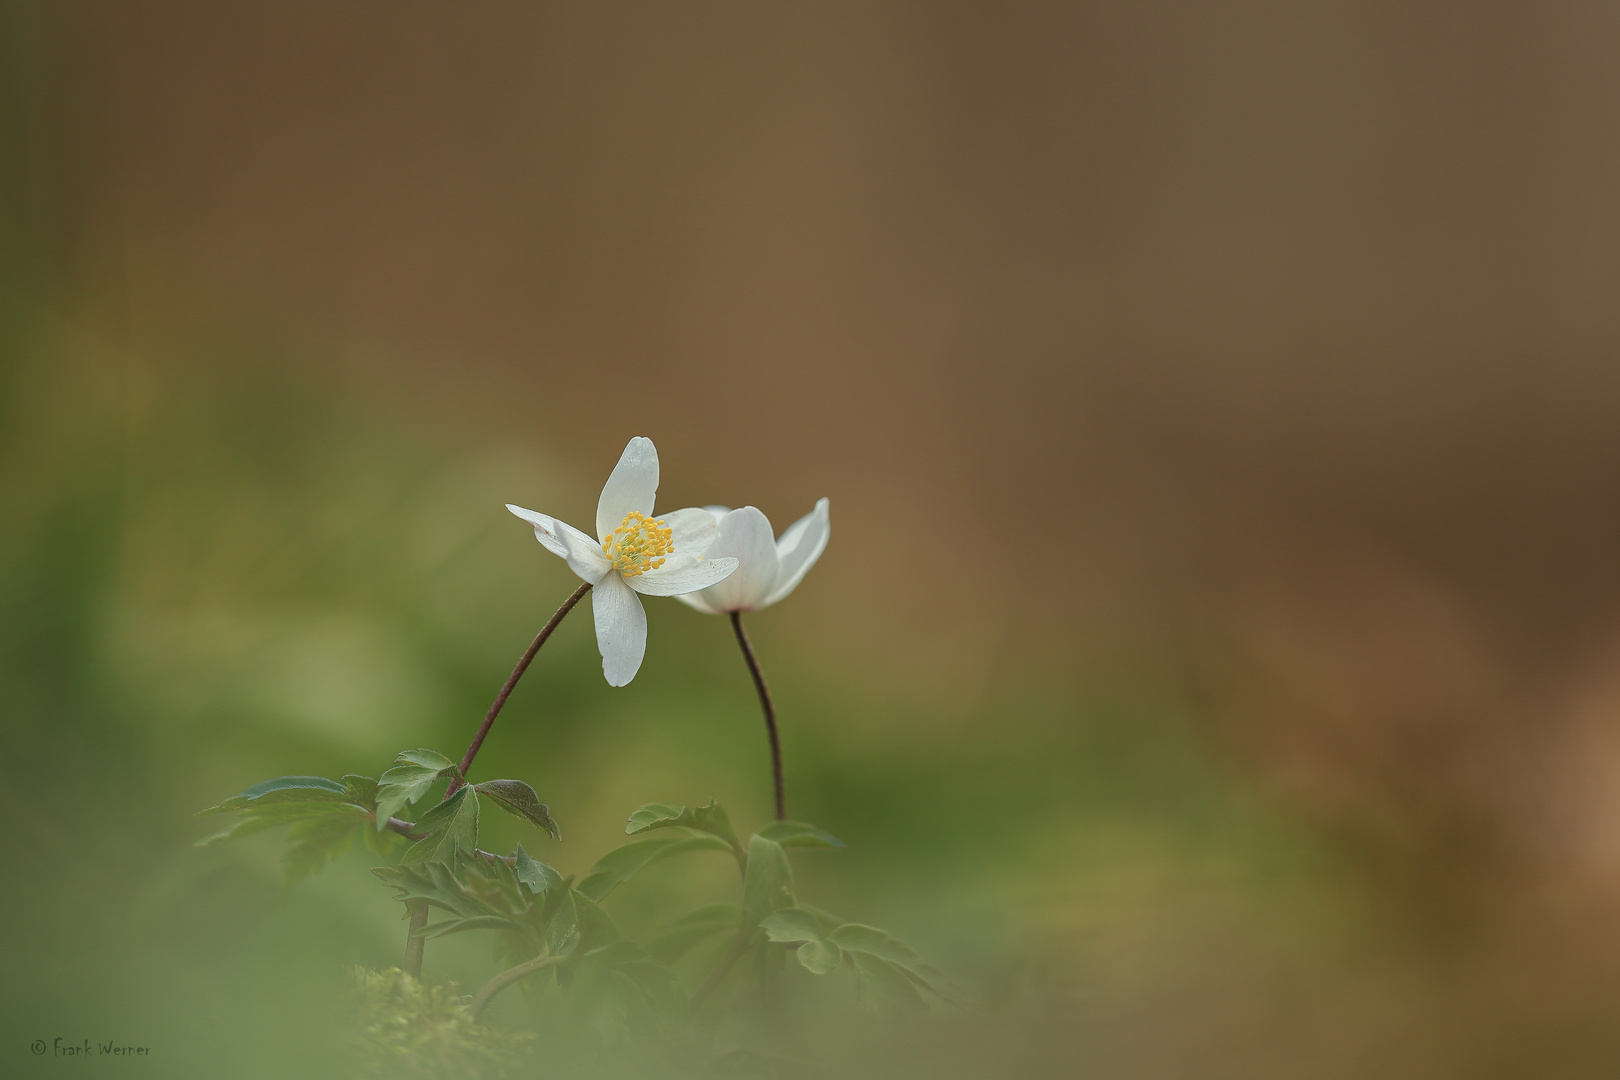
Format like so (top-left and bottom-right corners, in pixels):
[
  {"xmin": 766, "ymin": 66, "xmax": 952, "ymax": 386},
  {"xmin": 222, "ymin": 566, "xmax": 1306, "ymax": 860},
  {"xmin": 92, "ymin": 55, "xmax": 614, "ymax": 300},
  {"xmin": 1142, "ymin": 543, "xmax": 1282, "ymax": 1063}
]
[
  {"xmin": 447, "ymin": 580, "xmax": 591, "ymax": 796},
  {"xmin": 470, "ymin": 954, "xmax": 563, "ymax": 1019},
  {"xmin": 730, "ymin": 611, "xmax": 784, "ymax": 821},
  {"xmin": 403, "ymin": 580, "xmax": 590, "ymax": 977}
]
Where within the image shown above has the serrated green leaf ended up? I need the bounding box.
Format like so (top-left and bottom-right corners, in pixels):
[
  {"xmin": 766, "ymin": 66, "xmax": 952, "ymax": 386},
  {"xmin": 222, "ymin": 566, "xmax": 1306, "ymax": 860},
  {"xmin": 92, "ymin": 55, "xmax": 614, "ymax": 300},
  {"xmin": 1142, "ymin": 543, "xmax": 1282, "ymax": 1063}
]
[
  {"xmin": 474, "ymin": 780, "xmax": 560, "ymax": 839},
  {"xmin": 643, "ymin": 903, "xmax": 743, "ymax": 966},
  {"xmin": 400, "ymin": 786, "xmax": 479, "ymax": 868},
  {"xmin": 240, "ymin": 775, "xmax": 347, "ymax": 798},
  {"xmin": 624, "ymin": 800, "xmax": 741, "ymax": 852},
  {"xmin": 513, "ymin": 844, "xmax": 562, "ymax": 894},
  {"xmin": 577, "ymin": 831, "xmax": 733, "ymax": 903},
  {"xmin": 374, "ymin": 749, "xmax": 462, "ymax": 829},
  {"xmin": 756, "ymin": 820, "xmax": 845, "ymax": 849},
  {"xmin": 418, "ymin": 915, "xmax": 528, "ymax": 939},
  {"xmin": 283, "ymin": 809, "xmax": 367, "ymax": 884},
  {"xmin": 742, "ymin": 834, "xmax": 794, "ymax": 929}
]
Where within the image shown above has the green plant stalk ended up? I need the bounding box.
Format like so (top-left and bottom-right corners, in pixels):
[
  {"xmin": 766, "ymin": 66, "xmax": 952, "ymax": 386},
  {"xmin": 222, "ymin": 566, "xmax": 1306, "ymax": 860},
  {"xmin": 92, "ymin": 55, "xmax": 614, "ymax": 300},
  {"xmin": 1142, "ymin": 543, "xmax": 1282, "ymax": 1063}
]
[
  {"xmin": 404, "ymin": 580, "xmax": 591, "ymax": 977},
  {"xmin": 469, "ymin": 954, "xmax": 564, "ymax": 1019},
  {"xmin": 730, "ymin": 611, "xmax": 785, "ymax": 821}
]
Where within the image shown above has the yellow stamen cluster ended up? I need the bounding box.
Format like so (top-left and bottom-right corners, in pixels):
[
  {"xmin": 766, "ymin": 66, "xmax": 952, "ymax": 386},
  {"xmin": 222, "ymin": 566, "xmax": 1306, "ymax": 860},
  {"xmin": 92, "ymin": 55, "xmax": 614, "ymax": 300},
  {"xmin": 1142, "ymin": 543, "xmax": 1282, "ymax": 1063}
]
[{"xmin": 601, "ymin": 510, "xmax": 673, "ymax": 577}]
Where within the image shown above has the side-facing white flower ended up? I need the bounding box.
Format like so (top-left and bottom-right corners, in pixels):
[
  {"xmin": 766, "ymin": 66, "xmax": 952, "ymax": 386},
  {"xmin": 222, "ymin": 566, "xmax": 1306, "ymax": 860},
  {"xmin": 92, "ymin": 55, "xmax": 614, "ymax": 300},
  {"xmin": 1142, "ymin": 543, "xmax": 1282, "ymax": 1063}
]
[
  {"xmin": 673, "ymin": 499, "xmax": 830, "ymax": 615},
  {"xmin": 506, "ymin": 437, "xmax": 739, "ymax": 686}
]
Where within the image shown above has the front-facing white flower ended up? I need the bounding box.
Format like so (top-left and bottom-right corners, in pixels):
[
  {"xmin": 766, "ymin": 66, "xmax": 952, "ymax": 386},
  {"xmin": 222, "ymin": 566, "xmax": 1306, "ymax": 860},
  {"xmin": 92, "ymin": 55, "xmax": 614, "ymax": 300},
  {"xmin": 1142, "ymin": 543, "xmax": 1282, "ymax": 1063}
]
[
  {"xmin": 674, "ymin": 499, "xmax": 830, "ymax": 615},
  {"xmin": 506, "ymin": 437, "xmax": 739, "ymax": 686}
]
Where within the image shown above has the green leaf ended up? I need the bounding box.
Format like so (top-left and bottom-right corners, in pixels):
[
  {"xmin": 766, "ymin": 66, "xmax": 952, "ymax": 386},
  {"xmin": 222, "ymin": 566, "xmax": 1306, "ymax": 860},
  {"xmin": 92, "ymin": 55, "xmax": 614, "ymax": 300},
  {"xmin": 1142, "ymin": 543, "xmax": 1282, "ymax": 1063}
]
[
  {"xmin": 643, "ymin": 903, "xmax": 743, "ymax": 966},
  {"xmin": 474, "ymin": 780, "xmax": 560, "ymax": 839},
  {"xmin": 849, "ymin": 952, "xmax": 928, "ymax": 1013},
  {"xmin": 373, "ymin": 862, "xmax": 503, "ymax": 921},
  {"xmin": 624, "ymin": 800, "xmax": 741, "ymax": 852},
  {"xmin": 570, "ymin": 889, "xmax": 623, "ymax": 955},
  {"xmin": 827, "ymin": 923, "xmax": 955, "ymax": 1003},
  {"xmin": 758, "ymin": 908, "xmax": 822, "ymax": 944},
  {"xmin": 796, "ymin": 938, "xmax": 843, "ymax": 975},
  {"xmin": 513, "ymin": 844, "xmax": 563, "ymax": 894},
  {"xmin": 760, "ymin": 908, "xmax": 843, "ymax": 975},
  {"xmin": 577, "ymin": 831, "xmax": 733, "ymax": 903},
  {"xmin": 341, "ymin": 774, "xmax": 379, "ymax": 810},
  {"xmin": 400, "ymin": 786, "xmax": 480, "ymax": 868},
  {"xmin": 756, "ymin": 820, "xmax": 845, "ymax": 849},
  {"xmin": 742, "ymin": 834, "xmax": 794, "ymax": 930},
  {"xmin": 374, "ymin": 749, "xmax": 462, "ymax": 829},
  {"xmin": 418, "ymin": 915, "xmax": 528, "ymax": 939},
  {"xmin": 546, "ymin": 890, "xmax": 580, "ymax": 957},
  {"xmin": 199, "ymin": 776, "xmax": 352, "ymax": 815},
  {"xmin": 282, "ymin": 806, "xmax": 369, "ymax": 883}
]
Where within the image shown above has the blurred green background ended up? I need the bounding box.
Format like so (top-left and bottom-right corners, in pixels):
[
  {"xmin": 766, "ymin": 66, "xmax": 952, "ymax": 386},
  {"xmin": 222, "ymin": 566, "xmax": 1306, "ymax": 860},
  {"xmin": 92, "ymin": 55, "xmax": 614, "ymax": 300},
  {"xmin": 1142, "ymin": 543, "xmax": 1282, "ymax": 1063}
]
[{"xmin": 8, "ymin": 2, "xmax": 1620, "ymax": 1077}]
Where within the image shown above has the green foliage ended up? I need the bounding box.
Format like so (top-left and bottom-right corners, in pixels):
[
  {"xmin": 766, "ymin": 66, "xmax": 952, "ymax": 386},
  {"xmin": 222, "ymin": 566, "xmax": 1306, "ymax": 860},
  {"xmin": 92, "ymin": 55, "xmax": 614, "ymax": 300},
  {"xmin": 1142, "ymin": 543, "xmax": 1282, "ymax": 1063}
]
[
  {"xmin": 577, "ymin": 830, "xmax": 734, "ymax": 903},
  {"xmin": 643, "ymin": 903, "xmax": 743, "ymax": 966},
  {"xmin": 350, "ymin": 966, "xmax": 534, "ymax": 1080},
  {"xmin": 375, "ymin": 749, "xmax": 462, "ymax": 828},
  {"xmin": 474, "ymin": 779, "xmax": 560, "ymax": 839},
  {"xmin": 400, "ymin": 786, "xmax": 481, "ymax": 868},
  {"xmin": 624, "ymin": 800, "xmax": 742, "ymax": 854},
  {"xmin": 512, "ymin": 843, "xmax": 562, "ymax": 894},
  {"xmin": 283, "ymin": 806, "xmax": 370, "ymax": 884},
  {"xmin": 757, "ymin": 819, "xmax": 845, "ymax": 849},
  {"xmin": 742, "ymin": 833, "xmax": 795, "ymax": 930}
]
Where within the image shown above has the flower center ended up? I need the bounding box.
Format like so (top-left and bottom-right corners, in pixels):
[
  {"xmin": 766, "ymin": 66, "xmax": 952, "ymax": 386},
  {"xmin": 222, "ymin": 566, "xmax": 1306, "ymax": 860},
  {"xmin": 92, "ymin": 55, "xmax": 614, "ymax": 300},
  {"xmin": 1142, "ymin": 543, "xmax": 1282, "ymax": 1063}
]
[{"xmin": 601, "ymin": 510, "xmax": 673, "ymax": 576}]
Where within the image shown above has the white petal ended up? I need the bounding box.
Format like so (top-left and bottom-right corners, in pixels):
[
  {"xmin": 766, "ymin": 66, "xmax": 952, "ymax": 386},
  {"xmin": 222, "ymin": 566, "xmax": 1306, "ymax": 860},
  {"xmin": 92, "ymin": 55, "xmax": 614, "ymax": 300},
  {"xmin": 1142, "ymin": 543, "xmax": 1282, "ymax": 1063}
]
[
  {"xmin": 627, "ymin": 555, "xmax": 740, "ymax": 597},
  {"xmin": 590, "ymin": 572, "xmax": 648, "ymax": 686},
  {"xmin": 506, "ymin": 504, "xmax": 569, "ymax": 558},
  {"xmin": 762, "ymin": 498, "xmax": 830, "ymax": 607},
  {"xmin": 507, "ymin": 504, "xmax": 612, "ymax": 583},
  {"xmin": 690, "ymin": 506, "xmax": 779, "ymax": 612},
  {"xmin": 659, "ymin": 506, "xmax": 720, "ymax": 557},
  {"xmin": 596, "ymin": 437, "xmax": 659, "ymax": 542},
  {"xmin": 672, "ymin": 590, "xmax": 723, "ymax": 615}
]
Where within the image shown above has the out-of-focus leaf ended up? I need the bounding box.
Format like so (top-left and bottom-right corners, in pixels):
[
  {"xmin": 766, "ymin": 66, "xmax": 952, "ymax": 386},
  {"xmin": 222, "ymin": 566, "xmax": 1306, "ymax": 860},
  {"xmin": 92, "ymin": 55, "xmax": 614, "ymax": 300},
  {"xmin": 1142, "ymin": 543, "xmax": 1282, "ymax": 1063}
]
[
  {"xmin": 513, "ymin": 844, "xmax": 562, "ymax": 894},
  {"xmin": 643, "ymin": 903, "xmax": 742, "ymax": 966},
  {"xmin": 827, "ymin": 923, "xmax": 955, "ymax": 1004},
  {"xmin": 760, "ymin": 908, "xmax": 844, "ymax": 975},
  {"xmin": 849, "ymin": 952, "xmax": 927, "ymax": 1013},
  {"xmin": 473, "ymin": 780, "xmax": 559, "ymax": 839},
  {"xmin": 571, "ymin": 889, "xmax": 622, "ymax": 952},
  {"xmin": 759, "ymin": 908, "xmax": 821, "ymax": 944},
  {"xmin": 546, "ymin": 890, "xmax": 580, "ymax": 957},
  {"xmin": 756, "ymin": 820, "xmax": 845, "ymax": 849},
  {"xmin": 577, "ymin": 831, "xmax": 733, "ymax": 903},
  {"xmin": 341, "ymin": 774, "xmax": 379, "ymax": 810},
  {"xmin": 400, "ymin": 786, "xmax": 479, "ymax": 868},
  {"xmin": 796, "ymin": 938, "xmax": 843, "ymax": 975},
  {"xmin": 624, "ymin": 800, "xmax": 741, "ymax": 853},
  {"xmin": 742, "ymin": 834, "xmax": 794, "ymax": 930},
  {"xmin": 199, "ymin": 775, "xmax": 351, "ymax": 814},
  {"xmin": 375, "ymin": 748, "xmax": 462, "ymax": 829},
  {"xmin": 282, "ymin": 806, "xmax": 368, "ymax": 884}
]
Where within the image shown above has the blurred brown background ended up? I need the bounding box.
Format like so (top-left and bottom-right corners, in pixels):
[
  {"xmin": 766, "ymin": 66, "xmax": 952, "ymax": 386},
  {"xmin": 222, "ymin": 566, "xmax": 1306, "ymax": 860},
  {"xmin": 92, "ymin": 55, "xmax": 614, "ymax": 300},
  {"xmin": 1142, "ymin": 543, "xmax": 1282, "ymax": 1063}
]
[{"xmin": 8, "ymin": 1, "xmax": 1620, "ymax": 1076}]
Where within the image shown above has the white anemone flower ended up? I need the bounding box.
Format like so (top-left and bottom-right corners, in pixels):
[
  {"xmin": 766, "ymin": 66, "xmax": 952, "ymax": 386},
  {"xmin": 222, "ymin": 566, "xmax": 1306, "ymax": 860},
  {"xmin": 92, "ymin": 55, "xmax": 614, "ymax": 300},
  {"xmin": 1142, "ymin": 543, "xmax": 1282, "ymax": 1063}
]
[
  {"xmin": 673, "ymin": 499, "xmax": 830, "ymax": 615},
  {"xmin": 506, "ymin": 437, "xmax": 739, "ymax": 686}
]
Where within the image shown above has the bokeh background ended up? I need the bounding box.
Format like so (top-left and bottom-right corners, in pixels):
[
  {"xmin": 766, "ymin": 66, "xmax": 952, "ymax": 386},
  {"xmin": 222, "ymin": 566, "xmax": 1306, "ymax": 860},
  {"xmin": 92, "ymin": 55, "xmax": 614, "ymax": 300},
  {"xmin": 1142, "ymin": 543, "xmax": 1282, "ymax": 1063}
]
[{"xmin": 7, "ymin": 2, "xmax": 1620, "ymax": 1076}]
